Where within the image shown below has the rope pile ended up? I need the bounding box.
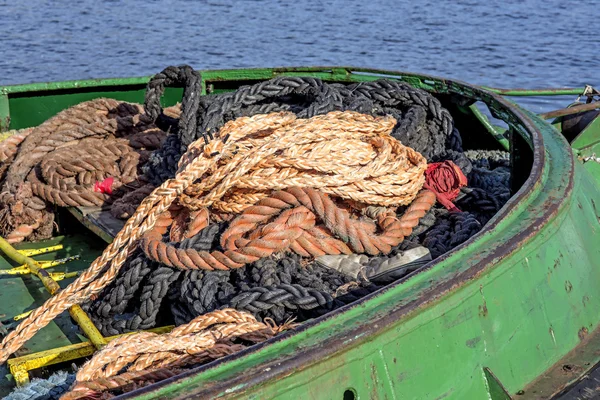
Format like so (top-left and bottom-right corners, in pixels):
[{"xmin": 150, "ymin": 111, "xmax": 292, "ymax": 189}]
[
  {"xmin": 0, "ymin": 65, "xmax": 515, "ymax": 399},
  {"xmin": 0, "ymin": 107, "xmax": 434, "ymax": 363},
  {"xmin": 61, "ymin": 309, "xmax": 293, "ymax": 400},
  {"xmin": 89, "ymin": 251, "xmax": 379, "ymax": 335},
  {"xmin": 0, "ymin": 99, "xmax": 180, "ymax": 243},
  {"xmin": 142, "ymin": 66, "xmax": 455, "ymax": 183}
]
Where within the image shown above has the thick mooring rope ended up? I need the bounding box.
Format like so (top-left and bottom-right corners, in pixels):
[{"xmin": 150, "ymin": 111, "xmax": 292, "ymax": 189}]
[
  {"xmin": 88, "ymin": 250, "xmax": 377, "ymax": 334},
  {"xmin": 60, "ymin": 309, "xmax": 293, "ymax": 399},
  {"xmin": 0, "ymin": 110, "xmax": 431, "ymax": 364},
  {"xmin": 0, "ymin": 67, "xmax": 515, "ymax": 399},
  {"xmin": 143, "ymin": 66, "xmax": 456, "ymax": 183},
  {"xmin": 141, "ymin": 188, "xmax": 436, "ymax": 271},
  {"xmin": 60, "ymin": 368, "xmax": 182, "ymax": 400},
  {"xmin": 0, "ymin": 99, "xmax": 178, "ymax": 243}
]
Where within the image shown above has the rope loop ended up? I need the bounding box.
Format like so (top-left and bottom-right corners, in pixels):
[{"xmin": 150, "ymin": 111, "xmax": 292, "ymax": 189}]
[{"xmin": 144, "ymin": 65, "xmax": 202, "ymax": 141}]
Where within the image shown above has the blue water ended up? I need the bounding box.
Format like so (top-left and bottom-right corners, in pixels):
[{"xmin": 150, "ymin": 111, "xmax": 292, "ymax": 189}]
[{"xmin": 1, "ymin": 0, "xmax": 598, "ymax": 112}]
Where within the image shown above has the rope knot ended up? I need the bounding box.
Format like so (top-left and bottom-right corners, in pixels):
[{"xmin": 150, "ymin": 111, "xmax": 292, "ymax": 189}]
[{"xmin": 423, "ymin": 160, "xmax": 467, "ymax": 212}]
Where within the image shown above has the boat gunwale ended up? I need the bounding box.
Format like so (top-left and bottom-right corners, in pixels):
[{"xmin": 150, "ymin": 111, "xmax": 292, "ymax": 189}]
[
  {"xmin": 95, "ymin": 68, "xmax": 574, "ymax": 399},
  {"xmin": 0, "ymin": 65, "xmax": 586, "ymax": 97}
]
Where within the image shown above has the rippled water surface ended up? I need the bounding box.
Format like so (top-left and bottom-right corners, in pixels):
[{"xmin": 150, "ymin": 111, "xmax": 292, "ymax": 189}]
[{"xmin": 1, "ymin": 0, "xmax": 598, "ymax": 111}]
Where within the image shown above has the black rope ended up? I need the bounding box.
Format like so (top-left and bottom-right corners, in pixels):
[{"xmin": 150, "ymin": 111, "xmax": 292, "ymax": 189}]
[
  {"xmin": 168, "ymin": 254, "xmax": 367, "ymax": 325},
  {"xmin": 456, "ymin": 187, "xmax": 508, "ymax": 225},
  {"xmin": 5, "ymin": 372, "xmax": 75, "ymax": 400},
  {"xmin": 465, "ymin": 149, "xmax": 509, "ymax": 169},
  {"xmin": 144, "ymin": 65, "xmax": 202, "ymax": 140},
  {"xmin": 421, "ymin": 212, "xmax": 483, "ymax": 258},
  {"xmin": 335, "ymin": 79, "xmax": 454, "ymax": 160},
  {"xmin": 468, "ymin": 167, "xmax": 510, "ymax": 196},
  {"xmin": 143, "ymin": 75, "xmax": 345, "ymax": 183},
  {"xmin": 142, "ymin": 71, "xmax": 460, "ymax": 183},
  {"xmin": 87, "ymin": 66, "xmax": 515, "ymax": 334}
]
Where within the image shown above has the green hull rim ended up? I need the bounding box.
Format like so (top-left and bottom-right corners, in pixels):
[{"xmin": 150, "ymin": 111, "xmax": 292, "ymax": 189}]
[{"xmin": 122, "ymin": 73, "xmax": 599, "ymax": 399}]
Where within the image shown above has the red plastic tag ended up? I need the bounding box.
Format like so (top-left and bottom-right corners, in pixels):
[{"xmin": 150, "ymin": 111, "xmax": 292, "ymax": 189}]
[{"xmin": 94, "ymin": 177, "xmax": 114, "ymax": 195}]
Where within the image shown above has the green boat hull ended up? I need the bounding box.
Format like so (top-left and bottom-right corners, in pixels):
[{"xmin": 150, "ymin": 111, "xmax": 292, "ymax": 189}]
[{"xmin": 1, "ymin": 67, "xmax": 600, "ymax": 399}]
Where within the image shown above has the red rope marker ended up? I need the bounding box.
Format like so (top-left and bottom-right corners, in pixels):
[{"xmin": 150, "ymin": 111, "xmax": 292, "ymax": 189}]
[
  {"xmin": 424, "ymin": 161, "xmax": 467, "ymax": 212},
  {"xmin": 94, "ymin": 177, "xmax": 114, "ymax": 195}
]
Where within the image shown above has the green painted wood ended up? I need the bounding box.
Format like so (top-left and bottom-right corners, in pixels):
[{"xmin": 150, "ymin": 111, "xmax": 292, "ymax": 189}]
[
  {"xmin": 0, "ymin": 94, "xmax": 9, "ymax": 131},
  {"xmin": 571, "ymin": 116, "xmax": 600, "ymax": 152},
  {"xmin": 483, "ymin": 368, "xmax": 512, "ymax": 400},
  {"xmin": 4, "ymin": 87, "xmax": 184, "ymax": 131},
  {"xmin": 482, "ymin": 87, "xmax": 587, "ymax": 96},
  {"xmin": 468, "ymin": 103, "xmax": 510, "ymax": 150},
  {"xmin": 567, "ymin": 112, "xmax": 600, "ymax": 183}
]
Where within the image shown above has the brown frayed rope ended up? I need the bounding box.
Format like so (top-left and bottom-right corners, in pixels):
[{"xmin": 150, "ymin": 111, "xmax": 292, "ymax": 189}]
[
  {"xmin": 5, "ymin": 222, "xmax": 40, "ymax": 244},
  {"xmin": 60, "ymin": 309, "xmax": 293, "ymax": 399},
  {"xmin": 0, "ymin": 111, "xmax": 428, "ymax": 365},
  {"xmin": 61, "ymin": 368, "xmax": 184, "ymax": 400},
  {"xmin": 0, "ymin": 99, "xmax": 178, "ymax": 243},
  {"xmin": 0, "ymin": 128, "xmax": 34, "ymax": 164}
]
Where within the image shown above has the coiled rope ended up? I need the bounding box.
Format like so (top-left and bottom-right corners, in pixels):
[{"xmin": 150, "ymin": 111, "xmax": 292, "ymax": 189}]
[
  {"xmin": 143, "ymin": 66, "xmax": 455, "ymax": 183},
  {"xmin": 0, "ymin": 110, "xmax": 432, "ymax": 364},
  {"xmin": 88, "ymin": 249, "xmax": 376, "ymax": 334},
  {"xmin": 61, "ymin": 309, "xmax": 293, "ymax": 400},
  {"xmin": 141, "ymin": 188, "xmax": 435, "ymax": 271},
  {"xmin": 0, "ymin": 99, "xmax": 179, "ymax": 243},
  {"xmin": 0, "ymin": 67, "xmax": 515, "ymax": 398}
]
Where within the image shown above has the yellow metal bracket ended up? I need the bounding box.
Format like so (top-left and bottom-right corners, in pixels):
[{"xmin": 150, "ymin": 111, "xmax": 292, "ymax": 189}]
[
  {"xmin": 0, "ymin": 255, "xmax": 80, "ymax": 276},
  {"xmin": 17, "ymin": 245, "xmax": 64, "ymax": 257},
  {"xmin": 1, "ymin": 238, "xmax": 174, "ymax": 386},
  {"xmin": 6, "ymin": 326, "xmax": 173, "ymax": 386},
  {"xmin": 0, "ymin": 237, "xmax": 107, "ymax": 385}
]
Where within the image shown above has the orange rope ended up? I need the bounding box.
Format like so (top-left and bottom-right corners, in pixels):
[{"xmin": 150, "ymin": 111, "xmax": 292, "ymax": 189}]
[
  {"xmin": 141, "ymin": 188, "xmax": 436, "ymax": 270},
  {"xmin": 0, "ymin": 111, "xmax": 428, "ymax": 366}
]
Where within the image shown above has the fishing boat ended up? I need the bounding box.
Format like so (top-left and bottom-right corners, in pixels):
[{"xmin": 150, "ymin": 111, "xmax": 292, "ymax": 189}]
[{"xmin": 0, "ymin": 66, "xmax": 599, "ymax": 399}]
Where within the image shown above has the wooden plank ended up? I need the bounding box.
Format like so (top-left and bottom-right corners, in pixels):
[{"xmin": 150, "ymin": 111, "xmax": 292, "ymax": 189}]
[{"xmin": 67, "ymin": 207, "xmax": 122, "ymax": 243}]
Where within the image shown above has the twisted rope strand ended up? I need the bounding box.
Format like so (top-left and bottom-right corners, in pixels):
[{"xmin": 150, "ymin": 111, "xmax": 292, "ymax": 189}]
[
  {"xmin": 0, "ymin": 111, "xmax": 428, "ymax": 364},
  {"xmin": 0, "ymin": 113, "xmax": 295, "ymax": 364},
  {"xmin": 74, "ymin": 309, "xmax": 280, "ymax": 381}
]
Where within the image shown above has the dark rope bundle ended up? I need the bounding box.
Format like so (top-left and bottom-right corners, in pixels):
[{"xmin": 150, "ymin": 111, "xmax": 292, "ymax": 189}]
[
  {"xmin": 141, "ymin": 66, "xmax": 459, "ymax": 184},
  {"xmin": 143, "ymin": 72, "xmax": 344, "ymax": 184},
  {"xmin": 0, "ymin": 99, "xmax": 178, "ymax": 243},
  {"xmin": 456, "ymin": 187, "xmax": 507, "ymax": 225},
  {"xmin": 173, "ymin": 255, "xmax": 378, "ymax": 325},
  {"xmin": 87, "ymin": 223, "xmax": 223, "ymax": 335},
  {"xmin": 465, "ymin": 149, "xmax": 509, "ymax": 169},
  {"xmin": 5, "ymin": 371, "xmax": 75, "ymax": 400},
  {"xmin": 88, "ymin": 228, "xmax": 378, "ymax": 329},
  {"xmin": 333, "ymin": 80, "xmax": 455, "ymax": 159},
  {"xmin": 85, "ymin": 65, "xmax": 514, "ymax": 336},
  {"xmin": 421, "ymin": 212, "xmax": 483, "ymax": 258}
]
